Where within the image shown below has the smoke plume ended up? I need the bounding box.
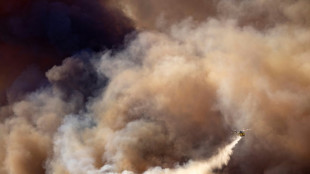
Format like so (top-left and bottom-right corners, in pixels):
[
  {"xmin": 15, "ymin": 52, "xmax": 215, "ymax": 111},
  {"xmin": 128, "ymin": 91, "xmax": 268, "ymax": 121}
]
[{"xmin": 0, "ymin": 0, "xmax": 310, "ymax": 174}]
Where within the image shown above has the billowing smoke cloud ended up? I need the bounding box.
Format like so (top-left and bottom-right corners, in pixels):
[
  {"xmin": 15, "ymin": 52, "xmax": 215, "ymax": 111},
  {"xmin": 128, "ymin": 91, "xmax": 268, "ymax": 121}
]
[{"xmin": 1, "ymin": 0, "xmax": 310, "ymax": 174}]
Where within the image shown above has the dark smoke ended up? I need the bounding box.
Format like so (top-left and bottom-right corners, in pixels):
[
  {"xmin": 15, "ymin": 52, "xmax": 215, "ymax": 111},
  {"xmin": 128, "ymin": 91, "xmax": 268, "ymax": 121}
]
[{"xmin": 0, "ymin": 0, "xmax": 133, "ymax": 105}]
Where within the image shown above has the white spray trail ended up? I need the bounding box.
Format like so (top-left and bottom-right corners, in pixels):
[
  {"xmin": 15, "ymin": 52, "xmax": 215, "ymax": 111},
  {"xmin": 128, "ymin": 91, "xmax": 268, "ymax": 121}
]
[
  {"xmin": 93, "ymin": 136, "xmax": 241, "ymax": 174},
  {"xmin": 144, "ymin": 136, "xmax": 242, "ymax": 174}
]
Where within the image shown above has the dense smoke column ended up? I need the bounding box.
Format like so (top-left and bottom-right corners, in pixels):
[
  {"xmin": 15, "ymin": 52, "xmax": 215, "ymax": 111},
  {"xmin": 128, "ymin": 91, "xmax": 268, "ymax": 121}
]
[
  {"xmin": 1, "ymin": 1, "xmax": 310, "ymax": 174},
  {"xmin": 0, "ymin": 0, "xmax": 134, "ymax": 105}
]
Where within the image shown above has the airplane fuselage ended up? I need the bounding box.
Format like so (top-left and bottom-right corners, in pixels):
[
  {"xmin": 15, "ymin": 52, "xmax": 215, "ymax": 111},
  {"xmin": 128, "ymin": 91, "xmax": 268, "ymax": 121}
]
[{"xmin": 238, "ymin": 131, "xmax": 245, "ymax": 136}]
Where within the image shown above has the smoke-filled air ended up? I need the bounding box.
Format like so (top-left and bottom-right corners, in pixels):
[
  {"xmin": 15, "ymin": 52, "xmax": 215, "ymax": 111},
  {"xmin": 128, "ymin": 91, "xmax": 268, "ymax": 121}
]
[{"xmin": 0, "ymin": 0, "xmax": 310, "ymax": 174}]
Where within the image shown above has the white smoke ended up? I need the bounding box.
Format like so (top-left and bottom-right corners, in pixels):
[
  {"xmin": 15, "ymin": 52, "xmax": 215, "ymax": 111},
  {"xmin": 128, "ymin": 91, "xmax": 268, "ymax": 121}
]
[
  {"xmin": 144, "ymin": 136, "xmax": 241, "ymax": 174},
  {"xmin": 50, "ymin": 115, "xmax": 241, "ymax": 174}
]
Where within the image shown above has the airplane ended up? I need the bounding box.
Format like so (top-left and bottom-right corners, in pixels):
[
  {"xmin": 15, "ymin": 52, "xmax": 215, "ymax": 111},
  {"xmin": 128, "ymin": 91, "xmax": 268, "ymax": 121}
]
[{"xmin": 233, "ymin": 129, "xmax": 251, "ymax": 137}]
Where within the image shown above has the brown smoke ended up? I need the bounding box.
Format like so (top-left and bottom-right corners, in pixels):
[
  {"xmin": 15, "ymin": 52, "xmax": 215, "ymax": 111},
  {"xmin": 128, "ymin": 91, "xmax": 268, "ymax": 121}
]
[
  {"xmin": 116, "ymin": 0, "xmax": 310, "ymax": 30},
  {"xmin": 0, "ymin": 0, "xmax": 310, "ymax": 174},
  {"xmin": 113, "ymin": 0, "xmax": 217, "ymax": 30}
]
